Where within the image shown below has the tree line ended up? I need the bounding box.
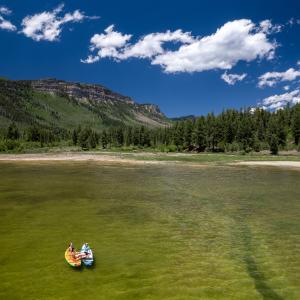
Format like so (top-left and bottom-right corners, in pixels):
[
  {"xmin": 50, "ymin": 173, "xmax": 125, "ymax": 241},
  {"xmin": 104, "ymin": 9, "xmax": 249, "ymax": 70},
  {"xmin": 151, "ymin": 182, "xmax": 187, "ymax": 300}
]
[{"xmin": 1, "ymin": 103, "xmax": 300, "ymax": 154}]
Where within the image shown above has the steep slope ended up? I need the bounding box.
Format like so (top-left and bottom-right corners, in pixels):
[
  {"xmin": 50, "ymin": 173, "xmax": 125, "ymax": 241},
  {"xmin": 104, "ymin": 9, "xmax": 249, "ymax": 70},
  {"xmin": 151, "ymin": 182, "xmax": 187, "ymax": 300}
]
[{"xmin": 0, "ymin": 78, "xmax": 170, "ymax": 131}]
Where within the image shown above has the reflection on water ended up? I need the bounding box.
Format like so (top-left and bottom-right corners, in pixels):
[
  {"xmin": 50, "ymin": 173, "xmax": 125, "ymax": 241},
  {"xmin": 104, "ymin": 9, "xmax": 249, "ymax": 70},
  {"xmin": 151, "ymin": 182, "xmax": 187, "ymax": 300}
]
[{"xmin": 0, "ymin": 162, "xmax": 299, "ymax": 299}]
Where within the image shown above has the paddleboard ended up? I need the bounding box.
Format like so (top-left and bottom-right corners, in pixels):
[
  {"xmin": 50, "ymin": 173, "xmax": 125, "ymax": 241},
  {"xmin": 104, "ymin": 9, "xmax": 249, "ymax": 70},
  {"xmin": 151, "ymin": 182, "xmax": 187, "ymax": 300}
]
[{"xmin": 80, "ymin": 243, "xmax": 94, "ymax": 267}]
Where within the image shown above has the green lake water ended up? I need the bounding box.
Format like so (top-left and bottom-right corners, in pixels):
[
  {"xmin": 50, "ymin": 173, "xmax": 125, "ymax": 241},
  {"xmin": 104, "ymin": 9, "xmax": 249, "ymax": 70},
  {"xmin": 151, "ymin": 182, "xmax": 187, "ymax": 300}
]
[{"xmin": 0, "ymin": 162, "xmax": 299, "ymax": 300}]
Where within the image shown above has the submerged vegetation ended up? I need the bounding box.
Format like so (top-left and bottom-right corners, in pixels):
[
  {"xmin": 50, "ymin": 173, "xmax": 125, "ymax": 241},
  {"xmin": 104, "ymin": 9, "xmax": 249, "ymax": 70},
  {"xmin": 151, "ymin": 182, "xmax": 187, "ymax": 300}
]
[
  {"xmin": 0, "ymin": 162, "xmax": 299, "ymax": 299},
  {"xmin": 1, "ymin": 103, "xmax": 300, "ymax": 154}
]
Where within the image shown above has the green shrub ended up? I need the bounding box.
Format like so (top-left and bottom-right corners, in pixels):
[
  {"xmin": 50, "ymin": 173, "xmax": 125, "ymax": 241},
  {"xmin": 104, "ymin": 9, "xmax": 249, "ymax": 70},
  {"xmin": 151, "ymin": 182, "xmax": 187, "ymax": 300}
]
[
  {"xmin": 226, "ymin": 142, "xmax": 240, "ymax": 152},
  {"xmin": 253, "ymin": 139, "xmax": 261, "ymax": 152},
  {"xmin": 166, "ymin": 145, "xmax": 177, "ymax": 152},
  {"xmin": 245, "ymin": 146, "xmax": 253, "ymax": 153},
  {"xmin": 0, "ymin": 139, "xmax": 23, "ymax": 152},
  {"xmin": 217, "ymin": 141, "xmax": 225, "ymax": 152},
  {"xmin": 0, "ymin": 140, "xmax": 6, "ymax": 152},
  {"xmin": 260, "ymin": 142, "xmax": 270, "ymax": 151}
]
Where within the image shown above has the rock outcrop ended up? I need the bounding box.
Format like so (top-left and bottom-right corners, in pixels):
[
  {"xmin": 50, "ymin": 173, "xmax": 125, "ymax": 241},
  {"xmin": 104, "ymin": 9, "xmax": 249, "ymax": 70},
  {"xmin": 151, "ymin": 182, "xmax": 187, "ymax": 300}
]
[
  {"xmin": 26, "ymin": 78, "xmax": 135, "ymax": 105},
  {"xmin": 0, "ymin": 77, "xmax": 170, "ymax": 129}
]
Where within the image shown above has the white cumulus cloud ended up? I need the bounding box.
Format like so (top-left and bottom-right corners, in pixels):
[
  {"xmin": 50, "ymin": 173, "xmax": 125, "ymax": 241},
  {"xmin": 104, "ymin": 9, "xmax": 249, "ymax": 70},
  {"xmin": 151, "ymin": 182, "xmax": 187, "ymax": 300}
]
[
  {"xmin": 0, "ymin": 6, "xmax": 16, "ymax": 31},
  {"xmin": 259, "ymin": 20, "xmax": 282, "ymax": 34},
  {"xmin": 0, "ymin": 6, "xmax": 12, "ymax": 15},
  {"xmin": 221, "ymin": 72, "xmax": 247, "ymax": 85},
  {"xmin": 82, "ymin": 19, "xmax": 277, "ymax": 74},
  {"xmin": 258, "ymin": 67, "xmax": 300, "ymax": 87},
  {"xmin": 81, "ymin": 55, "xmax": 100, "ymax": 64},
  {"xmin": 82, "ymin": 27, "xmax": 193, "ymax": 63},
  {"xmin": 121, "ymin": 30, "xmax": 194, "ymax": 59},
  {"xmin": 152, "ymin": 20, "xmax": 276, "ymax": 73},
  {"xmin": 287, "ymin": 18, "xmax": 300, "ymax": 26},
  {"xmin": 259, "ymin": 89, "xmax": 300, "ymax": 110},
  {"xmin": 81, "ymin": 25, "xmax": 131, "ymax": 62},
  {"xmin": 21, "ymin": 4, "xmax": 98, "ymax": 41}
]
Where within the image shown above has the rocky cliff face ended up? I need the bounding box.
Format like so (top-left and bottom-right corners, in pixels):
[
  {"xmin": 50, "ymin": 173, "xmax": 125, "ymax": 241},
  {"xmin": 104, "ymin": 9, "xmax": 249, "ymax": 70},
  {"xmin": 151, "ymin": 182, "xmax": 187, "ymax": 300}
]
[
  {"xmin": 140, "ymin": 104, "xmax": 164, "ymax": 116},
  {"xmin": 0, "ymin": 78, "xmax": 170, "ymax": 129},
  {"xmin": 26, "ymin": 78, "xmax": 135, "ymax": 105},
  {"xmin": 25, "ymin": 78, "xmax": 167, "ymax": 120}
]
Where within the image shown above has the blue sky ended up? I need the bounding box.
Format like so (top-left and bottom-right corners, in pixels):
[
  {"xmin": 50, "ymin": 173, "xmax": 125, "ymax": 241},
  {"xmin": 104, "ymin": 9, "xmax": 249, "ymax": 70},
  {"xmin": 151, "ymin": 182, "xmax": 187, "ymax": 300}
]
[{"xmin": 0, "ymin": 0, "xmax": 300, "ymax": 117}]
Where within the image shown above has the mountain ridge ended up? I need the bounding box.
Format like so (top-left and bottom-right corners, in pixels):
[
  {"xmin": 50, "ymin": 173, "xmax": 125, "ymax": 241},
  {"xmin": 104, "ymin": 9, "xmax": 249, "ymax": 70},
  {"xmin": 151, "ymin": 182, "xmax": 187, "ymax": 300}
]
[{"xmin": 0, "ymin": 77, "xmax": 170, "ymax": 132}]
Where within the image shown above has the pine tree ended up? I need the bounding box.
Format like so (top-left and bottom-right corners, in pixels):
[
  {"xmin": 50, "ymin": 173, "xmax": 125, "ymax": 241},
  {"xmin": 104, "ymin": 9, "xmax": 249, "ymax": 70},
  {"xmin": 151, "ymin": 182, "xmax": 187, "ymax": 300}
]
[
  {"xmin": 192, "ymin": 117, "xmax": 206, "ymax": 151},
  {"xmin": 277, "ymin": 111, "xmax": 287, "ymax": 147},
  {"xmin": 6, "ymin": 123, "xmax": 20, "ymax": 140},
  {"xmin": 206, "ymin": 113, "xmax": 216, "ymax": 151},
  {"xmin": 223, "ymin": 109, "xmax": 238, "ymax": 144},
  {"xmin": 139, "ymin": 126, "xmax": 146, "ymax": 146},
  {"xmin": 78, "ymin": 128, "xmax": 92, "ymax": 150},
  {"xmin": 88, "ymin": 131, "xmax": 98, "ymax": 149},
  {"xmin": 133, "ymin": 127, "xmax": 140, "ymax": 146},
  {"xmin": 72, "ymin": 129, "xmax": 78, "ymax": 145},
  {"xmin": 269, "ymin": 134, "xmax": 279, "ymax": 155},
  {"xmin": 124, "ymin": 127, "xmax": 133, "ymax": 146},
  {"xmin": 237, "ymin": 111, "xmax": 255, "ymax": 151},
  {"xmin": 183, "ymin": 120, "xmax": 193, "ymax": 150},
  {"xmin": 292, "ymin": 104, "xmax": 300, "ymax": 145},
  {"xmin": 26, "ymin": 126, "xmax": 40, "ymax": 142},
  {"xmin": 116, "ymin": 128, "xmax": 124, "ymax": 146},
  {"xmin": 101, "ymin": 130, "xmax": 108, "ymax": 149},
  {"xmin": 173, "ymin": 122, "xmax": 184, "ymax": 150}
]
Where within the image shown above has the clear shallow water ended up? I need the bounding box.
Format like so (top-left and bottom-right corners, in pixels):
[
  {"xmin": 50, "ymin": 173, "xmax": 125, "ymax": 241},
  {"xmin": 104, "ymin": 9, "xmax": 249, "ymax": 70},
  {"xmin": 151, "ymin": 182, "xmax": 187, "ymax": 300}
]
[{"xmin": 0, "ymin": 162, "xmax": 299, "ymax": 300}]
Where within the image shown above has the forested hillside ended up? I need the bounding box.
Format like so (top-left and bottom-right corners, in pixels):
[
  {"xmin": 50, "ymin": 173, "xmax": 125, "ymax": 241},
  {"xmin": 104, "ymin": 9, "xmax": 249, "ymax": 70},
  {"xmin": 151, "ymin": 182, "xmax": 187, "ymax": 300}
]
[
  {"xmin": 1, "ymin": 101, "xmax": 299, "ymax": 154},
  {"xmin": 0, "ymin": 77, "xmax": 299, "ymax": 154},
  {"xmin": 90, "ymin": 104, "xmax": 300, "ymax": 154},
  {"xmin": 0, "ymin": 78, "xmax": 169, "ymax": 134},
  {"xmin": 150, "ymin": 104, "xmax": 300, "ymax": 154}
]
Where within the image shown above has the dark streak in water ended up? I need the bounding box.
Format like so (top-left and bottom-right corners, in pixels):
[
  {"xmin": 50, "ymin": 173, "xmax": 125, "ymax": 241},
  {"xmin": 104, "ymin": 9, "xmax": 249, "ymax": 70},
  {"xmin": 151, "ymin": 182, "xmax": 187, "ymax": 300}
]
[
  {"xmin": 244, "ymin": 256, "xmax": 283, "ymax": 300},
  {"xmin": 238, "ymin": 220, "xmax": 283, "ymax": 300}
]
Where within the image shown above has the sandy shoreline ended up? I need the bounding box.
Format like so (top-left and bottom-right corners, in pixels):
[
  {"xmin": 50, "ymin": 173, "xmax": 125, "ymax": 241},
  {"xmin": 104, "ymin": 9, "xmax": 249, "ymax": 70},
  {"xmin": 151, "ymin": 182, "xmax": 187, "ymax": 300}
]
[
  {"xmin": 234, "ymin": 161, "xmax": 300, "ymax": 169},
  {"xmin": 0, "ymin": 153, "xmax": 204, "ymax": 167},
  {"xmin": 0, "ymin": 153, "xmax": 163, "ymax": 165},
  {"xmin": 0, "ymin": 153, "xmax": 300, "ymax": 169}
]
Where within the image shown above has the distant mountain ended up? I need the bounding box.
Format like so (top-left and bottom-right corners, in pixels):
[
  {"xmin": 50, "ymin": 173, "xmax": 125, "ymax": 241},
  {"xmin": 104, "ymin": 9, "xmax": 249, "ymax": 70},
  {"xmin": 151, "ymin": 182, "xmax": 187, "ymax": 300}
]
[
  {"xmin": 0, "ymin": 78, "xmax": 170, "ymax": 132},
  {"xmin": 170, "ymin": 115, "xmax": 197, "ymax": 121}
]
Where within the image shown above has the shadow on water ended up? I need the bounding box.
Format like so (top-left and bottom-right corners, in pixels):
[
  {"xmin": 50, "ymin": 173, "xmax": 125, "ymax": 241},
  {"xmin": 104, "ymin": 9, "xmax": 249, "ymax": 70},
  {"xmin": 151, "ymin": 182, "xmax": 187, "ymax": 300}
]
[
  {"xmin": 237, "ymin": 220, "xmax": 283, "ymax": 300},
  {"xmin": 68, "ymin": 260, "xmax": 96, "ymax": 272},
  {"xmin": 69, "ymin": 264, "xmax": 83, "ymax": 272}
]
